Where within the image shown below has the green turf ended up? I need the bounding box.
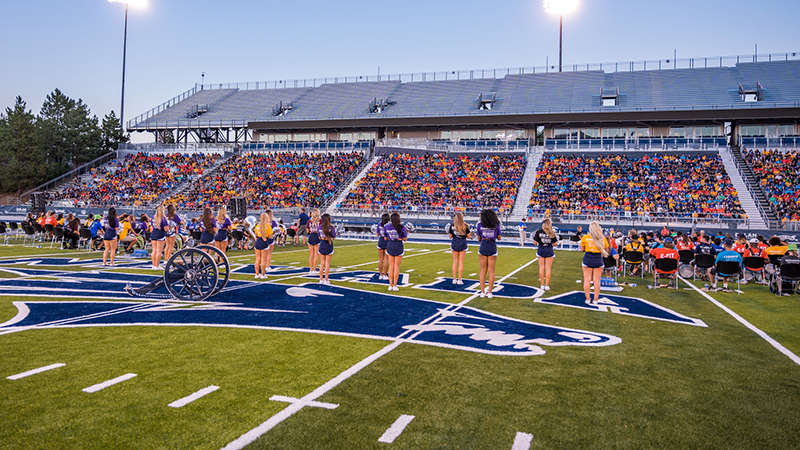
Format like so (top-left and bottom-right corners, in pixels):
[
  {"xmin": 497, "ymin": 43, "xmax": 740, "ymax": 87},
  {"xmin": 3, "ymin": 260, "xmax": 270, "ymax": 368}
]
[{"xmin": 0, "ymin": 241, "xmax": 799, "ymax": 449}]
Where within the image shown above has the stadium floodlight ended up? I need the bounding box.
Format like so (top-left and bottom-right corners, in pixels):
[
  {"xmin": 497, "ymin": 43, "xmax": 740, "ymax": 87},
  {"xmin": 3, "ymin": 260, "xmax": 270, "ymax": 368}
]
[
  {"xmin": 543, "ymin": 0, "xmax": 578, "ymax": 72},
  {"xmin": 108, "ymin": 0, "xmax": 146, "ymax": 132}
]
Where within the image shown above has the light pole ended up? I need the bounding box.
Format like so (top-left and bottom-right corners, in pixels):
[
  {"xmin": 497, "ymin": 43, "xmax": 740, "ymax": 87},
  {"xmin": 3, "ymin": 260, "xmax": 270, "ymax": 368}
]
[
  {"xmin": 109, "ymin": 0, "xmax": 145, "ymax": 131},
  {"xmin": 543, "ymin": 0, "xmax": 578, "ymax": 72}
]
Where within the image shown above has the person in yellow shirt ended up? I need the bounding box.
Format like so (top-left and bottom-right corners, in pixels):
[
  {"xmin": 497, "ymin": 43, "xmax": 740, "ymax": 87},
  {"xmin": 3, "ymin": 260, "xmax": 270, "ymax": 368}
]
[
  {"xmin": 580, "ymin": 221, "xmax": 609, "ymax": 305},
  {"xmin": 765, "ymin": 236, "xmax": 788, "ymax": 264},
  {"xmin": 253, "ymin": 213, "xmax": 273, "ymax": 279},
  {"xmin": 119, "ymin": 215, "xmax": 138, "ymax": 253}
]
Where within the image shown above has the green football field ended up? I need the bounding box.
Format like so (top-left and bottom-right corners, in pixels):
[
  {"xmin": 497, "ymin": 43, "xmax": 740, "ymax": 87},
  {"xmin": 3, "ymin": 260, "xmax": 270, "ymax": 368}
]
[{"xmin": 0, "ymin": 238, "xmax": 798, "ymax": 449}]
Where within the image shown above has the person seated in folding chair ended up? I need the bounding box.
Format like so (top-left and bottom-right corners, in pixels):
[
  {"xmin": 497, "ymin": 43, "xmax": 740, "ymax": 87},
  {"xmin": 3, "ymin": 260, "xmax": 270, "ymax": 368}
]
[
  {"xmin": 693, "ymin": 234, "xmax": 717, "ymax": 281},
  {"xmin": 774, "ymin": 244, "xmax": 800, "ymax": 296},
  {"xmin": 649, "ymin": 237, "xmax": 680, "ymax": 288},
  {"xmin": 742, "ymin": 238, "xmax": 769, "ymax": 284},
  {"xmin": 623, "ymin": 231, "xmax": 646, "ymax": 276},
  {"xmin": 711, "ymin": 239, "xmax": 742, "ymax": 292}
]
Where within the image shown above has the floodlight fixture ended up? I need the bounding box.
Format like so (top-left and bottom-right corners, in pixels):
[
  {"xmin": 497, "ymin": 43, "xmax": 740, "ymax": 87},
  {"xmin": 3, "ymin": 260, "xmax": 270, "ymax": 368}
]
[{"xmin": 543, "ymin": 0, "xmax": 578, "ymax": 72}]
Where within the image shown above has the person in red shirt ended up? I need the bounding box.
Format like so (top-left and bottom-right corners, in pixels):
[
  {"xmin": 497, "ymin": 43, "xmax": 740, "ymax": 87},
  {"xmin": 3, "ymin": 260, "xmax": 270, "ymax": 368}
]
[
  {"xmin": 732, "ymin": 234, "xmax": 748, "ymax": 255},
  {"xmin": 676, "ymin": 233, "xmax": 695, "ymax": 251},
  {"xmin": 742, "ymin": 238, "xmax": 769, "ymax": 284},
  {"xmin": 650, "ymin": 238, "xmax": 680, "ymax": 288}
]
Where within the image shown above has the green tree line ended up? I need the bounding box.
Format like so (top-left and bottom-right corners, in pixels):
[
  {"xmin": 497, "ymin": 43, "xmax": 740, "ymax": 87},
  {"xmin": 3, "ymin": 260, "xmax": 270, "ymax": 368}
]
[{"xmin": 0, "ymin": 89, "xmax": 129, "ymax": 194}]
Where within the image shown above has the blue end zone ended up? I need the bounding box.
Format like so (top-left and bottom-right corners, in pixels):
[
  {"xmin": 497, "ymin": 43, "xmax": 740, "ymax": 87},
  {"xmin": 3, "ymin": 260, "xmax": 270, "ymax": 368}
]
[{"xmin": 413, "ymin": 277, "xmax": 544, "ymax": 299}]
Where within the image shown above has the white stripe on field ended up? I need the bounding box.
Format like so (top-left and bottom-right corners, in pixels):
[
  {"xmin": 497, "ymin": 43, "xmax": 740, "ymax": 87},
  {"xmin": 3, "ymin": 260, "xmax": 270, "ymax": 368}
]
[
  {"xmin": 7, "ymin": 363, "xmax": 65, "ymax": 380},
  {"xmin": 378, "ymin": 414, "xmax": 415, "ymax": 444},
  {"xmin": 168, "ymin": 385, "xmax": 219, "ymax": 408},
  {"xmin": 511, "ymin": 432, "xmax": 533, "ymax": 450},
  {"xmin": 679, "ymin": 276, "xmax": 800, "ymax": 366},
  {"xmin": 82, "ymin": 373, "xmax": 137, "ymax": 393}
]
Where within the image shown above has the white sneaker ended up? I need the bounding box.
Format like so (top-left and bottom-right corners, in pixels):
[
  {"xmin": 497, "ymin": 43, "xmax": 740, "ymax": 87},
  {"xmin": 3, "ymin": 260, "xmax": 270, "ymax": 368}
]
[
  {"xmin": 452, "ymin": 279, "xmax": 457, "ymax": 284},
  {"xmin": 544, "ymin": 285, "xmax": 551, "ymax": 291},
  {"xmin": 487, "ymin": 292, "xmax": 493, "ymax": 299},
  {"xmin": 388, "ymin": 286, "xmax": 394, "ymax": 291},
  {"xmin": 393, "ymin": 286, "xmax": 399, "ymax": 291},
  {"xmin": 309, "ymin": 270, "xmax": 314, "ymax": 275},
  {"xmin": 152, "ymin": 265, "xmax": 160, "ymax": 270},
  {"xmin": 255, "ymin": 274, "xmax": 260, "ymax": 279},
  {"xmin": 480, "ymin": 290, "xmax": 486, "ymax": 298},
  {"xmin": 456, "ymin": 279, "xmax": 463, "ymax": 285}
]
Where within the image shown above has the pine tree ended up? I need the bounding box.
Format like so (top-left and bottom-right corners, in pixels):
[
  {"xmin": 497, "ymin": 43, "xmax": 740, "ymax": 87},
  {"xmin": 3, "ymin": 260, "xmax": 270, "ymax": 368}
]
[
  {"xmin": 0, "ymin": 97, "xmax": 48, "ymax": 193},
  {"xmin": 100, "ymin": 111, "xmax": 129, "ymax": 153}
]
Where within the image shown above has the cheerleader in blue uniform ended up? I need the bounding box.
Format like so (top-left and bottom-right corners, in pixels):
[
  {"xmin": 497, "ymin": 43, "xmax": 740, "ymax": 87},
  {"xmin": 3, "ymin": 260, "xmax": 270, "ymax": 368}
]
[
  {"xmin": 306, "ymin": 209, "xmax": 322, "ymax": 275},
  {"xmin": 376, "ymin": 213, "xmax": 390, "ymax": 280},
  {"xmin": 199, "ymin": 208, "xmax": 217, "ymax": 245},
  {"xmin": 383, "ymin": 212, "xmax": 408, "ymax": 291},
  {"xmin": 477, "ymin": 209, "xmax": 502, "ymax": 298},
  {"xmin": 164, "ymin": 204, "xmax": 182, "ymax": 263},
  {"xmin": 101, "ymin": 207, "xmax": 120, "ymax": 267},
  {"xmin": 448, "ymin": 212, "xmax": 471, "ymax": 285},
  {"xmin": 318, "ymin": 213, "xmax": 336, "ymax": 284},
  {"xmin": 214, "ymin": 206, "xmax": 233, "ymax": 256},
  {"xmin": 150, "ymin": 205, "xmax": 169, "ymax": 270},
  {"xmin": 253, "ymin": 213, "xmax": 273, "ymax": 279}
]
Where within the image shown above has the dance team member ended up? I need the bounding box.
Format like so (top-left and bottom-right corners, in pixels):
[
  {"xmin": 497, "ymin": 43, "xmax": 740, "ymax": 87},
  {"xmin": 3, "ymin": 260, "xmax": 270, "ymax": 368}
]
[
  {"xmin": 165, "ymin": 204, "xmax": 182, "ymax": 261},
  {"xmin": 318, "ymin": 213, "xmax": 336, "ymax": 284},
  {"xmin": 533, "ymin": 218, "xmax": 558, "ymax": 291},
  {"xmin": 447, "ymin": 212, "xmax": 470, "ymax": 285},
  {"xmin": 306, "ymin": 209, "xmax": 321, "ymax": 275},
  {"xmin": 101, "ymin": 207, "xmax": 120, "ymax": 266},
  {"xmin": 264, "ymin": 209, "xmax": 278, "ymax": 271},
  {"xmin": 477, "ymin": 209, "xmax": 501, "ymax": 298},
  {"xmin": 215, "ymin": 206, "xmax": 232, "ymax": 256},
  {"xmin": 150, "ymin": 205, "xmax": 169, "ymax": 270},
  {"xmin": 253, "ymin": 212, "xmax": 273, "ymax": 279},
  {"xmin": 581, "ymin": 221, "xmax": 609, "ymax": 305},
  {"xmin": 199, "ymin": 208, "xmax": 217, "ymax": 245},
  {"xmin": 384, "ymin": 212, "xmax": 408, "ymax": 291},
  {"xmin": 376, "ymin": 213, "xmax": 390, "ymax": 280}
]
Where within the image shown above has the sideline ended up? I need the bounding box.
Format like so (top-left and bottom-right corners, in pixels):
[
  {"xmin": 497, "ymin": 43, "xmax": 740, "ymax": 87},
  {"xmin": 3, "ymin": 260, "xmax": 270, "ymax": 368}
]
[{"xmin": 679, "ymin": 276, "xmax": 800, "ymax": 366}]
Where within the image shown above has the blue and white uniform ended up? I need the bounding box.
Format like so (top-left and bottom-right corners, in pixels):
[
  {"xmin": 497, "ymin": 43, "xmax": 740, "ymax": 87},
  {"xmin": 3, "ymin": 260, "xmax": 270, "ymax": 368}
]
[
  {"xmin": 384, "ymin": 223, "xmax": 408, "ymax": 257},
  {"xmin": 477, "ymin": 223, "xmax": 501, "ymax": 257},
  {"xmin": 101, "ymin": 217, "xmax": 120, "ymax": 241},
  {"xmin": 200, "ymin": 218, "xmax": 217, "ymax": 244},
  {"xmin": 307, "ymin": 220, "xmax": 321, "ymax": 246},
  {"xmin": 318, "ymin": 225, "xmax": 337, "ymax": 255},
  {"xmin": 377, "ymin": 222, "xmax": 388, "ymax": 250},
  {"xmin": 166, "ymin": 214, "xmax": 182, "ymax": 238},
  {"xmin": 448, "ymin": 223, "xmax": 469, "ymax": 252},
  {"xmin": 215, "ymin": 217, "xmax": 232, "ymax": 242}
]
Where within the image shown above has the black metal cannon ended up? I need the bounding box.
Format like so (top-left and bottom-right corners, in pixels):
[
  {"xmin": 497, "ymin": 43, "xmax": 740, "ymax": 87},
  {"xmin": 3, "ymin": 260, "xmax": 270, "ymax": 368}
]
[{"xmin": 125, "ymin": 245, "xmax": 230, "ymax": 301}]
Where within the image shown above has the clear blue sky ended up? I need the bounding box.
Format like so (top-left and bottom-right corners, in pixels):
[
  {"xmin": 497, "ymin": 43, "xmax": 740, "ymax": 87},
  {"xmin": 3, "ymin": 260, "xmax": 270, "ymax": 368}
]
[{"xmin": 1, "ymin": 0, "xmax": 798, "ymax": 142}]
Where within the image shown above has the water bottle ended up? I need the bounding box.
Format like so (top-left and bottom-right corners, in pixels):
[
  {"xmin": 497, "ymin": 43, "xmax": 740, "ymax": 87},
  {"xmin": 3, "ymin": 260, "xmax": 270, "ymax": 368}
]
[
  {"xmin": 629, "ymin": 283, "xmax": 636, "ymax": 288},
  {"xmin": 704, "ymin": 282, "xmax": 709, "ymax": 290}
]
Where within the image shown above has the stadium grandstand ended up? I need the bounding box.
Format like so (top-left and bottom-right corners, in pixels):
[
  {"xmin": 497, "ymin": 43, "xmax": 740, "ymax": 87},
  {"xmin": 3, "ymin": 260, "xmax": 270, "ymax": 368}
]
[{"xmin": 15, "ymin": 51, "xmax": 800, "ymax": 235}]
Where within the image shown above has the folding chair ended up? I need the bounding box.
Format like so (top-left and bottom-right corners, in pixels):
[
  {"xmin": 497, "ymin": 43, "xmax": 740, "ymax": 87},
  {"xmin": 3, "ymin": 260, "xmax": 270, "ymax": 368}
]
[
  {"xmin": 714, "ymin": 261, "xmax": 742, "ymax": 291},
  {"xmin": 743, "ymin": 257, "xmax": 766, "ymax": 284},
  {"xmin": 8, "ymin": 222, "xmax": 19, "ymax": 240},
  {"xmin": 772, "ymin": 263, "xmax": 800, "ymax": 297},
  {"xmin": 652, "ymin": 258, "xmax": 679, "ymax": 290},
  {"xmin": 0, "ymin": 224, "xmax": 8, "ymax": 245},
  {"xmin": 22, "ymin": 225, "xmax": 36, "ymax": 247},
  {"xmin": 50, "ymin": 227, "xmax": 64, "ymax": 249},
  {"xmin": 32, "ymin": 222, "xmax": 44, "ymax": 241},
  {"xmin": 603, "ymin": 255, "xmax": 618, "ymax": 283},
  {"xmin": 78, "ymin": 227, "xmax": 93, "ymax": 251},
  {"xmin": 44, "ymin": 224, "xmax": 55, "ymax": 242},
  {"xmin": 678, "ymin": 250, "xmax": 695, "ymax": 265},
  {"xmin": 693, "ymin": 253, "xmax": 716, "ymax": 281},
  {"xmin": 622, "ymin": 250, "xmax": 645, "ymax": 278}
]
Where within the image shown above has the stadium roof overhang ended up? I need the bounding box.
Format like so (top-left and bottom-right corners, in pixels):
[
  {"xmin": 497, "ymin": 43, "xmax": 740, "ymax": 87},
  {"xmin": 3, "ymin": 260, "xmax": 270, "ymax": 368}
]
[{"xmin": 249, "ymin": 106, "xmax": 800, "ymax": 133}]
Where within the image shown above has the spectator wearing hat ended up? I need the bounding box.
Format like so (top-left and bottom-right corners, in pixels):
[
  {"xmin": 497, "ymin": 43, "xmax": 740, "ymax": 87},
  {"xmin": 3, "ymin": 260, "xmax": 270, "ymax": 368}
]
[
  {"xmin": 742, "ymin": 238, "xmax": 769, "ymax": 284},
  {"xmin": 778, "ymin": 244, "xmax": 800, "ymax": 267},
  {"xmin": 712, "ymin": 239, "xmax": 743, "ymax": 292}
]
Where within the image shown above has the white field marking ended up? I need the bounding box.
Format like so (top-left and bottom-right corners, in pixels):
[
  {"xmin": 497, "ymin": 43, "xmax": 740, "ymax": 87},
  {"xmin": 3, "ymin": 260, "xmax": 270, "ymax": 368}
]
[
  {"xmin": 168, "ymin": 385, "xmax": 220, "ymax": 408},
  {"xmin": 0, "ymin": 302, "xmax": 154, "ymax": 337},
  {"xmin": 437, "ymin": 271, "xmax": 444, "ymax": 274},
  {"xmin": 679, "ymin": 276, "xmax": 800, "ymax": 366},
  {"xmin": 269, "ymin": 395, "xmax": 338, "ymax": 410},
  {"xmin": 511, "ymin": 432, "xmax": 534, "ymax": 450},
  {"xmin": 7, "ymin": 363, "xmax": 66, "ymax": 380},
  {"xmin": 469, "ymin": 273, "xmax": 477, "ymax": 276},
  {"xmin": 405, "ymin": 269, "xmax": 415, "ymax": 272},
  {"xmin": 348, "ymin": 248, "xmax": 451, "ymax": 268},
  {"xmin": 378, "ymin": 414, "xmax": 416, "ymax": 444},
  {"xmin": 496, "ymin": 258, "xmax": 537, "ymax": 285},
  {"xmin": 82, "ymin": 373, "xmax": 137, "ymax": 393}
]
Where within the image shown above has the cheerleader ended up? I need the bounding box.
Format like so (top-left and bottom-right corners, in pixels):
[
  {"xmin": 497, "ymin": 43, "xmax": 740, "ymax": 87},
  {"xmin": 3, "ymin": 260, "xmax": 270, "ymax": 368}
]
[
  {"xmin": 384, "ymin": 212, "xmax": 408, "ymax": 291},
  {"xmin": 318, "ymin": 213, "xmax": 336, "ymax": 284},
  {"xmin": 306, "ymin": 209, "xmax": 322, "ymax": 275},
  {"xmin": 253, "ymin": 213, "xmax": 273, "ymax": 279},
  {"xmin": 101, "ymin": 207, "xmax": 120, "ymax": 266},
  {"xmin": 477, "ymin": 209, "xmax": 501, "ymax": 298},
  {"xmin": 533, "ymin": 218, "xmax": 559, "ymax": 291},
  {"xmin": 448, "ymin": 212, "xmax": 471, "ymax": 284},
  {"xmin": 581, "ymin": 221, "xmax": 609, "ymax": 305},
  {"xmin": 264, "ymin": 209, "xmax": 277, "ymax": 271},
  {"xmin": 150, "ymin": 205, "xmax": 169, "ymax": 270},
  {"xmin": 214, "ymin": 206, "xmax": 233, "ymax": 256},
  {"xmin": 376, "ymin": 213, "xmax": 390, "ymax": 280},
  {"xmin": 199, "ymin": 208, "xmax": 217, "ymax": 245},
  {"xmin": 164, "ymin": 204, "xmax": 182, "ymax": 262}
]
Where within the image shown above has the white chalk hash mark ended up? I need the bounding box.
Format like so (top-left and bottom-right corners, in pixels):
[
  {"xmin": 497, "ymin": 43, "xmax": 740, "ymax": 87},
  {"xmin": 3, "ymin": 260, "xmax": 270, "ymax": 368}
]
[
  {"xmin": 82, "ymin": 373, "xmax": 137, "ymax": 393},
  {"xmin": 7, "ymin": 363, "xmax": 65, "ymax": 380},
  {"xmin": 378, "ymin": 414, "xmax": 416, "ymax": 444},
  {"xmin": 511, "ymin": 432, "xmax": 533, "ymax": 450},
  {"xmin": 269, "ymin": 395, "xmax": 338, "ymax": 410},
  {"xmin": 168, "ymin": 385, "xmax": 220, "ymax": 408}
]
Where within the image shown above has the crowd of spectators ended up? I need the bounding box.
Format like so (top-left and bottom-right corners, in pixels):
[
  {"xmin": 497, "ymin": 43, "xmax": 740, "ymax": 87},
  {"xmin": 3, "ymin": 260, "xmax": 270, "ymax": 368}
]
[
  {"xmin": 744, "ymin": 149, "xmax": 800, "ymax": 222},
  {"xmin": 340, "ymin": 152, "xmax": 525, "ymax": 213},
  {"xmin": 166, "ymin": 151, "xmax": 365, "ymax": 209},
  {"xmin": 528, "ymin": 153, "xmax": 744, "ymax": 218},
  {"xmin": 51, "ymin": 153, "xmax": 219, "ymax": 207}
]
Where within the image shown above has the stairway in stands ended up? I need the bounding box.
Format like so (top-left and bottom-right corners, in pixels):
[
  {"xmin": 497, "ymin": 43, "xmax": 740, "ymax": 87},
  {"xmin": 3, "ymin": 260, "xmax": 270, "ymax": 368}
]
[
  {"xmin": 509, "ymin": 146, "xmax": 544, "ymax": 222},
  {"xmin": 325, "ymin": 154, "xmax": 378, "ymax": 214},
  {"xmin": 152, "ymin": 153, "xmax": 233, "ymax": 207},
  {"xmin": 718, "ymin": 147, "xmax": 770, "ymax": 229},
  {"xmin": 727, "ymin": 146, "xmax": 779, "ymax": 227}
]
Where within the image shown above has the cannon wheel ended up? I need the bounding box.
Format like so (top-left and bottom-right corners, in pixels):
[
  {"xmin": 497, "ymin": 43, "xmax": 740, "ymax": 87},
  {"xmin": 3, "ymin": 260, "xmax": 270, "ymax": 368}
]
[
  {"xmin": 163, "ymin": 247, "xmax": 219, "ymax": 301},
  {"xmin": 197, "ymin": 244, "xmax": 230, "ymax": 295}
]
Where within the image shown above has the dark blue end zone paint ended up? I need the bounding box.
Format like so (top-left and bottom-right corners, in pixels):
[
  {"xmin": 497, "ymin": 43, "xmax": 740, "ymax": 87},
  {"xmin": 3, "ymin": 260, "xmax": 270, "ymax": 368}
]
[
  {"xmin": 536, "ymin": 291, "xmax": 707, "ymax": 327},
  {"xmin": 414, "ymin": 277, "xmax": 543, "ymax": 299}
]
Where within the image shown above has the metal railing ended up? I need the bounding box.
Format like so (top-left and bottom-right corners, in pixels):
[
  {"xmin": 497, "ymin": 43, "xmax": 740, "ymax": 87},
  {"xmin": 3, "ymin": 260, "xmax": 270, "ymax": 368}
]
[
  {"xmin": 724, "ymin": 147, "xmax": 772, "ymax": 227},
  {"xmin": 18, "ymin": 152, "xmax": 117, "ymax": 204},
  {"xmin": 126, "ymin": 86, "xmax": 198, "ymax": 131},
  {"xmin": 118, "ymin": 143, "xmax": 238, "ymax": 153},
  {"xmin": 739, "ymin": 136, "xmax": 800, "ymax": 148}
]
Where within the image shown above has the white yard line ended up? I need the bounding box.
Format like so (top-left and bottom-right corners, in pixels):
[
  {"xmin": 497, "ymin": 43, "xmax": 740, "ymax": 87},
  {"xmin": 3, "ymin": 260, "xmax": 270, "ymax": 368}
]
[
  {"xmin": 82, "ymin": 373, "xmax": 137, "ymax": 393},
  {"xmin": 679, "ymin": 276, "xmax": 800, "ymax": 366},
  {"xmin": 511, "ymin": 432, "xmax": 534, "ymax": 450},
  {"xmin": 378, "ymin": 415, "xmax": 415, "ymax": 444},
  {"xmin": 168, "ymin": 385, "xmax": 220, "ymax": 408},
  {"xmin": 7, "ymin": 363, "xmax": 65, "ymax": 380}
]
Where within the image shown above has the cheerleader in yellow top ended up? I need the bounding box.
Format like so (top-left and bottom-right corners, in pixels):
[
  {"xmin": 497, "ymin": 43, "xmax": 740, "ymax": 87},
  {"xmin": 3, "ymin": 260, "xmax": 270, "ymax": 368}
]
[
  {"xmin": 581, "ymin": 221, "xmax": 609, "ymax": 305},
  {"xmin": 253, "ymin": 213, "xmax": 273, "ymax": 279}
]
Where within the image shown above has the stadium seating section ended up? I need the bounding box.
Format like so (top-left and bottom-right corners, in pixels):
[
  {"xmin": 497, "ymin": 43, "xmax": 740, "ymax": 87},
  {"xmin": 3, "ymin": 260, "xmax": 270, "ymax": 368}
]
[
  {"xmin": 340, "ymin": 153, "xmax": 525, "ymax": 213},
  {"xmin": 527, "ymin": 153, "xmax": 745, "ymax": 218},
  {"xmin": 744, "ymin": 149, "xmax": 800, "ymax": 221}
]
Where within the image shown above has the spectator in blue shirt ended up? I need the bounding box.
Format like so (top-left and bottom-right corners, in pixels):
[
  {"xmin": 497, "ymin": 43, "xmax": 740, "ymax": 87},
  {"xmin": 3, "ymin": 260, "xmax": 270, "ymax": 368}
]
[{"xmin": 712, "ymin": 239, "xmax": 743, "ymax": 291}]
